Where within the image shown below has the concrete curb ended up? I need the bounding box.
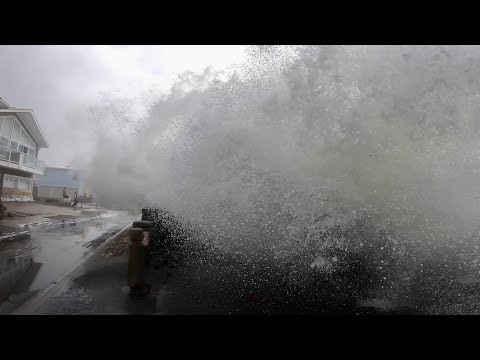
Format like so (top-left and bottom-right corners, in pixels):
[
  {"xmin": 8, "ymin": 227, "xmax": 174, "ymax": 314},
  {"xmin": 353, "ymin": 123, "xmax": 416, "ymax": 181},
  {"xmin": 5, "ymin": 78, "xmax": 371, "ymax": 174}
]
[{"xmin": 12, "ymin": 217, "xmax": 139, "ymax": 315}]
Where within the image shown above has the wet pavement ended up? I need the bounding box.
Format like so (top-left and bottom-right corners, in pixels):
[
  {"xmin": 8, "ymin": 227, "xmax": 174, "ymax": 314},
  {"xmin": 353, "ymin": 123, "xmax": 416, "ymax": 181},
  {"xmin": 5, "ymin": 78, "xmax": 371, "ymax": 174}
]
[
  {"xmin": 6, "ymin": 212, "xmax": 480, "ymax": 315},
  {"xmin": 31, "ymin": 253, "xmax": 149, "ymax": 315},
  {"xmin": 0, "ymin": 211, "xmax": 137, "ymax": 313}
]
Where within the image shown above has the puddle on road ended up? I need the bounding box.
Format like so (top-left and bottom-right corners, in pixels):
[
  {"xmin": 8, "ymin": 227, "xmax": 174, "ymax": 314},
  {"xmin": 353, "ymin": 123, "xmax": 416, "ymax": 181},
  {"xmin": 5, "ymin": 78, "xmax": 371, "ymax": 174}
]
[
  {"xmin": 0, "ymin": 239, "xmax": 38, "ymax": 302},
  {"xmin": 0, "ymin": 214, "xmax": 136, "ymax": 308}
]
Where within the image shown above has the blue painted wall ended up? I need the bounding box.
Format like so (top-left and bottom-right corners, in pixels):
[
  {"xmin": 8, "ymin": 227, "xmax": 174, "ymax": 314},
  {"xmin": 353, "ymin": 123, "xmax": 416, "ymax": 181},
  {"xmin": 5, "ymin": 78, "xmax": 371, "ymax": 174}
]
[{"xmin": 35, "ymin": 167, "xmax": 79, "ymax": 189}]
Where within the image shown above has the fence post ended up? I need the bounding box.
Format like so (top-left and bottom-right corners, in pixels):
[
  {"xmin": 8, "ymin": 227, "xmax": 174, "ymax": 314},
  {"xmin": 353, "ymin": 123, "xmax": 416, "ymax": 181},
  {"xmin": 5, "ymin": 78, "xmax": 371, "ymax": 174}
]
[
  {"xmin": 127, "ymin": 227, "xmax": 147, "ymax": 293},
  {"xmin": 133, "ymin": 220, "xmax": 152, "ymax": 267}
]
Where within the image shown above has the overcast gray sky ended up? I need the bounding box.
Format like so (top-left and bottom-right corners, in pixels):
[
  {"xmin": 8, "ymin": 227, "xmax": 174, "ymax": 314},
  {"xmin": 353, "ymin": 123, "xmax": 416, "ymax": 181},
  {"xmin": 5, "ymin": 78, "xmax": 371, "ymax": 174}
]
[{"xmin": 0, "ymin": 45, "xmax": 246, "ymax": 166}]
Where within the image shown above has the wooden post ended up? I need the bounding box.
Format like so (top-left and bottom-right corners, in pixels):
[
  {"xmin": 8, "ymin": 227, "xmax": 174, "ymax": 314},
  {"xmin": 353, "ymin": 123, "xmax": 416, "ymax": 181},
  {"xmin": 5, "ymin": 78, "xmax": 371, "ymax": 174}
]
[
  {"xmin": 132, "ymin": 221, "xmax": 152, "ymax": 267},
  {"xmin": 127, "ymin": 227, "xmax": 147, "ymax": 293},
  {"xmin": 132, "ymin": 220, "xmax": 152, "ymax": 231}
]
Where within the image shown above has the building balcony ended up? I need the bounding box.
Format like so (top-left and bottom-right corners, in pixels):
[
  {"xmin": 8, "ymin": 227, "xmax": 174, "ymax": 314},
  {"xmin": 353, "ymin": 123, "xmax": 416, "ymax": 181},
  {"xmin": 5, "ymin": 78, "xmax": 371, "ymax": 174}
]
[{"xmin": 0, "ymin": 145, "xmax": 46, "ymax": 176}]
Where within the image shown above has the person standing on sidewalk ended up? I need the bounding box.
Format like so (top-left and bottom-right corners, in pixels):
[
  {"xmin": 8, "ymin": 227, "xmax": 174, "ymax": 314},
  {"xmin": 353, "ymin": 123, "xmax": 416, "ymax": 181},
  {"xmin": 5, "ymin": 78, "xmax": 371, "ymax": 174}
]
[
  {"xmin": 72, "ymin": 191, "xmax": 78, "ymax": 208},
  {"xmin": 63, "ymin": 187, "xmax": 68, "ymax": 199}
]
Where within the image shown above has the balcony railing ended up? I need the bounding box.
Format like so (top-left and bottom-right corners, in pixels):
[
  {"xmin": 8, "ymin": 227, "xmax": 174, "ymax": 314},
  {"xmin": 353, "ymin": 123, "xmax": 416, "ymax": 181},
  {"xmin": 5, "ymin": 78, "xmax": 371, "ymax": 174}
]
[{"xmin": 0, "ymin": 145, "xmax": 46, "ymax": 173}]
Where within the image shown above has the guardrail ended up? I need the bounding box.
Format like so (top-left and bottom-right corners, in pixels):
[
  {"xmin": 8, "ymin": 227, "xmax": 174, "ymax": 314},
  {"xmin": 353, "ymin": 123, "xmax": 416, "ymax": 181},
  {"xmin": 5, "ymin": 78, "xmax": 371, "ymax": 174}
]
[{"xmin": 0, "ymin": 145, "xmax": 45, "ymax": 173}]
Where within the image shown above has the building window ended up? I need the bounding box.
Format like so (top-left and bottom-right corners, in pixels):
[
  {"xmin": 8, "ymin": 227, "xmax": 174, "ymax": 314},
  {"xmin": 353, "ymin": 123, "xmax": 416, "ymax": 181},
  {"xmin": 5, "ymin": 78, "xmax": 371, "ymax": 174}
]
[
  {"xmin": 0, "ymin": 137, "xmax": 8, "ymax": 148},
  {"xmin": 0, "ymin": 147, "xmax": 8, "ymax": 161},
  {"xmin": 11, "ymin": 121, "xmax": 20, "ymax": 143},
  {"xmin": 4, "ymin": 175, "xmax": 17, "ymax": 189},
  {"xmin": 3, "ymin": 175, "xmax": 32, "ymax": 191},
  {"xmin": 0, "ymin": 116, "xmax": 38, "ymax": 164},
  {"xmin": 0, "ymin": 116, "xmax": 13, "ymax": 143}
]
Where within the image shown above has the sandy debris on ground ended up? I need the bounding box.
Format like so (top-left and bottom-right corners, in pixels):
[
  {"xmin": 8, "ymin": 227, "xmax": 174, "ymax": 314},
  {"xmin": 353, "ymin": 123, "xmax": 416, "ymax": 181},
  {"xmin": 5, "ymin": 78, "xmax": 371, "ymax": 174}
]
[{"xmin": 102, "ymin": 234, "xmax": 130, "ymax": 258}]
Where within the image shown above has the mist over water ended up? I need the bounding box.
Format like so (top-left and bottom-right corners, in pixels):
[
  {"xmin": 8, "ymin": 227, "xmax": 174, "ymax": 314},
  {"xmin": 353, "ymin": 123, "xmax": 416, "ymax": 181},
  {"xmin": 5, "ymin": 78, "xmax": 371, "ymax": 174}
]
[{"xmin": 82, "ymin": 46, "xmax": 480, "ymax": 312}]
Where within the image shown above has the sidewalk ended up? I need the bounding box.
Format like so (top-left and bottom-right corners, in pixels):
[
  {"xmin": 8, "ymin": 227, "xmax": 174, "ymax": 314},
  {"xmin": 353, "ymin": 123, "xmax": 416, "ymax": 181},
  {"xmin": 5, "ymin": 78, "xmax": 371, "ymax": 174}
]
[
  {"xmin": 14, "ymin": 231, "xmax": 350, "ymax": 315},
  {"xmin": 9, "ymin": 216, "xmax": 413, "ymax": 315}
]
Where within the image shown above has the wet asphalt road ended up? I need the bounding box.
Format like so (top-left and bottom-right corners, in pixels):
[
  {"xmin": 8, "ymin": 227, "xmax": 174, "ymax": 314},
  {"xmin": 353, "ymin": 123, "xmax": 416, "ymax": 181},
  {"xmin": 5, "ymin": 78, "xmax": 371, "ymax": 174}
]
[{"xmin": 0, "ymin": 212, "xmax": 136, "ymax": 313}]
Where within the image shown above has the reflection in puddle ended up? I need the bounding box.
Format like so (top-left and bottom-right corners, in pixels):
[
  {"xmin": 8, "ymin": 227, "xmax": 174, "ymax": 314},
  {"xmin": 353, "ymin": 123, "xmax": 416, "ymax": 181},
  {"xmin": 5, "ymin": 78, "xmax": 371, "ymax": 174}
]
[
  {"xmin": 81, "ymin": 225, "xmax": 88, "ymax": 240},
  {"xmin": 0, "ymin": 240, "xmax": 41, "ymax": 301},
  {"xmin": 0, "ymin": 214, "xmax": 136, "ymax": 305}
]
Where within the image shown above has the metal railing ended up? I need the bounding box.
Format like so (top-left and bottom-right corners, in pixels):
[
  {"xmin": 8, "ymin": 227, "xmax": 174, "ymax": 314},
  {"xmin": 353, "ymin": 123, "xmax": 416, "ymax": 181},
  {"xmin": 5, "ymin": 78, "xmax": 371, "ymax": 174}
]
[{"xmin": 0, "ymin": 145, "xmax": 46, "ymax": 173}]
